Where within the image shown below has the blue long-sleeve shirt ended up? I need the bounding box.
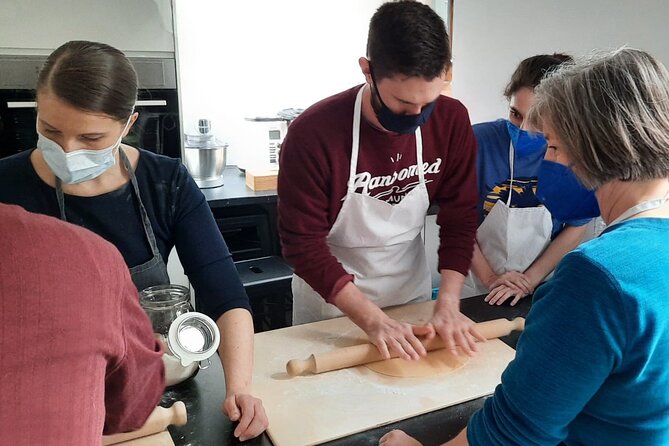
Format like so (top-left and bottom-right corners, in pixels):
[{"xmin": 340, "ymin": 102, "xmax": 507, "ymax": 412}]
[
  {"xmin": 0, "ymin": 149, "xmax": 250, "ymax": 322},
  {"xmin": 467, "ymin": 218, "xmax": 669, "ymax": 445}
]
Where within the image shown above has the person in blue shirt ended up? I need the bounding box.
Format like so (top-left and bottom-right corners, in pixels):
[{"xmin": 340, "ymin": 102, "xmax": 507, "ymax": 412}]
[
  {"xmin": 463, "ymin": 54, "xmax": 593, "ymax": 306},
  {"xmin": 380, "ymin": 48, "xmax": 669, "ymax": 446},
  {"xmin": 0, "ymin": 41, "xmax": 267, "ymax": 442}
]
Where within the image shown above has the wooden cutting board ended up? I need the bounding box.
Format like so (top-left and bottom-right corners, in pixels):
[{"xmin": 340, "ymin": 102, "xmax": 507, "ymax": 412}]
[{"xmin": 253, "ymin": 300, "xmax": 516, "ymax": 446}]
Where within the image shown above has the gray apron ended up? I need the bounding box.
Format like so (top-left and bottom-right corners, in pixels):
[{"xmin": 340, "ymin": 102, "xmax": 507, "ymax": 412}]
[{"xmin": 56, "ymin": 148, "xmax": 171, "ymax": 292}]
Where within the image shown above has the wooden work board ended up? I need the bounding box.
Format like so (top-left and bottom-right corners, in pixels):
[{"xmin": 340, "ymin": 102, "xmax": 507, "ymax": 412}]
[{"xmin": 252, "ymin": 300, "xmax": 516, "ymax": 446}]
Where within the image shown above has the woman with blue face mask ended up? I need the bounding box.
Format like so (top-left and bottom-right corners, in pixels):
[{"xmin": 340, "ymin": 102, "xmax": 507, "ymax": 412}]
[
  {"xmin": 0, "ymin": 40, "xmax": 267, "ymax": 442},
  {"xmin": 462, "ymin": 53, "xmax": 595, "ymax": 306},
  {"xmin": 381, "ymin": 47, "xmax": 669, "ymax": 446}
]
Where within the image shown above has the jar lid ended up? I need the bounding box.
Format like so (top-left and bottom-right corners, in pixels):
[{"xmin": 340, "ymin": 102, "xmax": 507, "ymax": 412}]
[{"xmin": 167, "ymin": 312, "xmax": 220, "ymax": 367}]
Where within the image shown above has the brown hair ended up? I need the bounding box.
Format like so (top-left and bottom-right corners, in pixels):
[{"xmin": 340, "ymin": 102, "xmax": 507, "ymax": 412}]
[
  {"xmin": 36, "ymin": 40, "xmax": 137, "ymax": 121},
  {"xmin": 367, "ymin": 0, "xmax": 450, "ymax": 80},
  {"xmin": 504, "ymin": 53, "xmax": 572, "ymax": 99},
  {"xmin": 528, "ymin": 48, "xmax": 669, "ymax": 189}
]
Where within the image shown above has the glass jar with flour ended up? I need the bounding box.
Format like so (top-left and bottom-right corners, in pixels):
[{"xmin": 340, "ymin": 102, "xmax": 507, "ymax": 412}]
[{"xmin": 139, "ymin": 284, "xmax": 220, "ymax": 386}]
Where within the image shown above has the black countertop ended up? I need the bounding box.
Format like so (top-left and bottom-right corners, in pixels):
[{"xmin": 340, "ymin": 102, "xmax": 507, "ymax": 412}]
[
  {"xmin": 201, "ymin": 167, "xmax": 277, "ymax": 208},
  {"xmin": 162, "ymin": 295, "xmax": 531, "ymax": 445}
]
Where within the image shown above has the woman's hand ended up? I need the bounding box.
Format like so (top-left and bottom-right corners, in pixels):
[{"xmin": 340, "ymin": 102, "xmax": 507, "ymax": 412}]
[
  {"xmin": 379, "ymin": 429, "xmax": 423, "ymax": 446},
  {"xmin": 486, "ymin": 271, "xmax": 533, "ymax": 296},
  {"xmin": 222, "ymin": 392, "xmax": 268, "ymax": 442},
  {"xmin": 485, "ymin": 283, "xmax": 528, "ymax": 306}
]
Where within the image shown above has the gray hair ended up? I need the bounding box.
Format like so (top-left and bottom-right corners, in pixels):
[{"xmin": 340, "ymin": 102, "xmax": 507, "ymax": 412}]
[{"xmin": 527, "ymin": 47, "xmax": 669, "ymax": 189}]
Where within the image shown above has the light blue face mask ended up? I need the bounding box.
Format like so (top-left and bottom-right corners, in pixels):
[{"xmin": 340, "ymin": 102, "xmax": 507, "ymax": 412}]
[{"xmin": 37, "ymin": 116, "xmax": 132, "ymax": 184}]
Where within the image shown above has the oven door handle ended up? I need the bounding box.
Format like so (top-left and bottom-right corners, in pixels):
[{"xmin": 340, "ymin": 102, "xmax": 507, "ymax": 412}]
[
  {"xmin": 7, "ymin": 100, "xmax": 168, "ymax": 109},
  {"xmin": 135, "ymin": 100, "xmax": 167, "ymax": 107},
  {"xmin": 7, "ymin": 101, "xmax": 36, "ymax": 109}
]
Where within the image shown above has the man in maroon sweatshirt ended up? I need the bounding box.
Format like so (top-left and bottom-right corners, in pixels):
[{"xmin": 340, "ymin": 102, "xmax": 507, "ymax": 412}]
[
  {"xmin": 0, "ymin": 203, "xmax": 165, "ymax": 445},
  {"xmin": 278, "ymin": 0, "xmax": 483, "ymax": 361}
]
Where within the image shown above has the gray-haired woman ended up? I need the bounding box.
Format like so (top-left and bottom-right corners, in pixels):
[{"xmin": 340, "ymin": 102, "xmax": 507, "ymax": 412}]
[{"xmin": 381, "ymin": 48, "xmax": 669, "ymax": 446}]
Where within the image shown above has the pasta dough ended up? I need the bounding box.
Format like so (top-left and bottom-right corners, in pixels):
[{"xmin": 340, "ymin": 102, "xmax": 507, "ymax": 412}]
[{"xmin": 364, "ymin": 349, "xmax": 469, "ymax": 377}]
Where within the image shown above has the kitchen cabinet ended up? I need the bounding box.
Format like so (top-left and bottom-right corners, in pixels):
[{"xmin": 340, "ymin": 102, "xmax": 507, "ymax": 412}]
[
  {"xmin": 201, "ymin": 167, "xmax": 289, "ymax": 332},
  {"xmin": 0, "ymin": 0, "xmax": 175, "ymax": 57}
]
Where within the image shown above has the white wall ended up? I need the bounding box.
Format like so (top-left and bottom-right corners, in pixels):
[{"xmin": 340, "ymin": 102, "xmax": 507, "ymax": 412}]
[
  {"xmin": 0, "ymin": 0, "xmax": 174, "ymax": 57},
  {"xmin": 451, "ymin": 0, "xmax": 669, "ymax": 125},
  {"xmin": 174, "ymin": 0, "xmax": 387, "ymax": 166}
]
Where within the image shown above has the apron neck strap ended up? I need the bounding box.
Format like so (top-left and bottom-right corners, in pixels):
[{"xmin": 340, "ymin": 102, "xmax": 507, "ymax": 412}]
[
  {"xmin": 118, "ymin": 148, "xmax": 162, "ymax": 258},
  {"xmin": 349, "ymin": 86, "xmax": 365, "ymax": 192},
  {"xmin": 348, "ymin": 85, "xmax": 425, "ymax": 193},
  {"xmin": 415, "ymin": 126, "xmax": 425, "ymax": 184},
  {"xmin": 506, "ymin": 140, "xmax": 515, "ymax": 206}
]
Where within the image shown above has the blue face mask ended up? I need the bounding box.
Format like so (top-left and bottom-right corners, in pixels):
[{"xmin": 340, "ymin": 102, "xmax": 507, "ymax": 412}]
[
  {"xmin": 369, "ymin": 67, "xmax": 436, "ymax": 134},
  {"xmin": 506, "ymin": 120, "xmax": 547, "ymax": 157},
  {"xmin": 536, "ymin": 159, "xmax": 600, "ymax": 221}
]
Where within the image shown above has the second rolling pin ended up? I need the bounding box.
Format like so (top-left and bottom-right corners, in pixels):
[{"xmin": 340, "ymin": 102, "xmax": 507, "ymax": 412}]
[
  {"xmin": 286, "ymin": 317, "xmax": 525, "ymax": 377},
  {"xmin": 102, "ymin": 401, "xmax": 187, "ymax": 445}
]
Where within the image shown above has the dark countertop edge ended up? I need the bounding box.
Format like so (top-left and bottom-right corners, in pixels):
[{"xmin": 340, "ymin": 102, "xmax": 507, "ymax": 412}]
[{"xmin": 206, "ymin": 195, "xmax": 277, "ymax": 208}]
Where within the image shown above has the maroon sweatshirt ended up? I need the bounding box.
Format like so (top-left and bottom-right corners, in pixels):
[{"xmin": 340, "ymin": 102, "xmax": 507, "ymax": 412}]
[
  {"xmin": 0, "ymin": 204, "xmax": 165, "ymax": 445},
  {"xmin": 278, "ymin": 85, "xmax": 478, "ymax": 303}
]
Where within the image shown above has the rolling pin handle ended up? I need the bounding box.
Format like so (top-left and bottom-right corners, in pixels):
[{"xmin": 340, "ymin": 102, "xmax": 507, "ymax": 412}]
[
  {"xmin": 511, "ymin": 317, "xmax": 525, "ymax": 332},
  {"xmin": 170, "ymin": 401, "xmax": 188, "ymax": 427},
  {"xmin": 286, "ymin": 354, "xmax": 316, "ymax": 376}
]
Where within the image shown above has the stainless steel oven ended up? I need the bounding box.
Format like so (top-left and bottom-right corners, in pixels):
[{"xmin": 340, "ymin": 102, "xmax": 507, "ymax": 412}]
[{"xmin": 0, "ymin": 55, "xmax": 181, "ymax": 159}]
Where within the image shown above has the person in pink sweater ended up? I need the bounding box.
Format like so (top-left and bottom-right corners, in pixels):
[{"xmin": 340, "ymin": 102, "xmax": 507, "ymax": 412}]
[
  {"xmin": 278, "ymin": 1, "xmax": 483, "ymax": 361},
  {"xmin": 0, "ymin": 203, "xmax": 165, "ymax": 445}
]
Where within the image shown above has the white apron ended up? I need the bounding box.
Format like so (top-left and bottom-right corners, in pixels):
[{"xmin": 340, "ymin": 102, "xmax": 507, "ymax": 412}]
[
  {"xmin": 292, "ymin": 86, "xmax": 432, "ymax": 325},
  {"xmin": 462, "ymin": 141, "xmax": 553, "ymax": 298}
]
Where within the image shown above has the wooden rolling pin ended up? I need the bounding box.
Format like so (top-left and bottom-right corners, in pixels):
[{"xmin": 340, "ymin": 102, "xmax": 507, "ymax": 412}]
[
  {"xmin": 112, "ymin": 431, "xmax": 174, "ymax": 446},
  {"xmin": 286, "ymin": 317, "xmax": 525, "ymax": 376},
  {"xmin": 102, "ymin": 401, "xmax": 187, "ymax": 445}
]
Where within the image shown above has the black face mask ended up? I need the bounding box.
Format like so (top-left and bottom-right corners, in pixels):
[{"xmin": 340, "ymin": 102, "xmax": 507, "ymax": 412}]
[{"xmin": 369, "ymin": 66, "xmax": 437, "ymax": 134}]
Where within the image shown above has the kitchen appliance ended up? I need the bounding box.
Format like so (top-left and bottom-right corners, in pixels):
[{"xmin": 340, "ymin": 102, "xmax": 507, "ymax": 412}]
[
  {"xmin": 242, "ymin": 117, "xmax": 287, "ymax": 168},
  {"xmin": 183, "ymin": 118, "xmax": 227, "ymax": 188},
  {"xmin": 243, "ymin": 108, "xmax": 302, "ymax": 169},
  {"xmin": 139, "ymin": 284, "xmax": 220, "ymax": 387},
  {"xmin": 0, "ymin": 56, "xmax": 182, "ymax": 160}
]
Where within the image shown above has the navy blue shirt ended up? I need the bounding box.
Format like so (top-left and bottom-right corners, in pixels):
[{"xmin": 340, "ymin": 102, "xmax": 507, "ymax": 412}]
[
  {"xmin": 0, "ymin": 149, "xmax": 250, "ymax": 321},
  {"xmin": 473, "ymin": 119, "xmax": 588, "ymax": 237}
]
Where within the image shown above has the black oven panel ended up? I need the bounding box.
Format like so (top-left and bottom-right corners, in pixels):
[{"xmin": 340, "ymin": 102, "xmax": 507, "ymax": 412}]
[
  {"xmin": 124, "ymin": 89, "xmax": 181, "ymax": 159},
  {"xmin": 0, "ymin": 88, "xmax": 181, "ymax": 160},
  {"xmin": 0, "ymin": 56, "xmax": 181, "ymax": 160},
  {"xmin": 0, "ymin": 90, "xmax": 38, "ymax": 159}
]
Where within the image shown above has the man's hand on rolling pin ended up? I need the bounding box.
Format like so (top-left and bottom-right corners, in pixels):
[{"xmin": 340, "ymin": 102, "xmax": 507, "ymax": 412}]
[
  {"xmin": 379, "ymin": 429, "xmax": 422, "ymax": 446},
  {"xmin": 364, "ymin": 314, "xmax": 435, "ymax": 361},
  {"xmin": 335, "ymin": 282, "xmax": 434, "ymax": 360},
  {"xmin": 427, "ymin": 297, "xmax": 485, "ymax": 356},
  {"xmin": 222, "ymin": 393, "xmax": 268, "ymax": 442}
]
